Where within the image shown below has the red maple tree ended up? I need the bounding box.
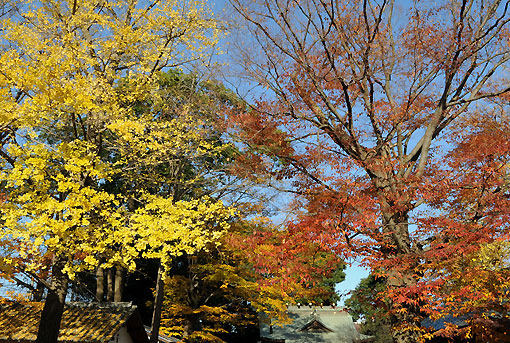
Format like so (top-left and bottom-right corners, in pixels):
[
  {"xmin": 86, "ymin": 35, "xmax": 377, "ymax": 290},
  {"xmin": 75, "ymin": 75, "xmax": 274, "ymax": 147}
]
[{"xmin": 227, "ymin": 0, "xmax": 510, "ymax": 341}]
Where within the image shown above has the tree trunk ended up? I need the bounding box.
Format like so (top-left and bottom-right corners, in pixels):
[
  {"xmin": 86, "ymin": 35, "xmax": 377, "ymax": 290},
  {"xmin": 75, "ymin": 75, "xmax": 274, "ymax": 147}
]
[
  {"xmin": 183, "ymin": 316, "xmax": 202, "ymax": 339},
  {"xmin": 32, "ymin": 281, "xmax": 45, "ymax": 302},
  {"xmin": 114, "ymin": 267, "xmax": 123, "ymax": 302},
  {"xmin": 380, "ymin": 208, "xmax": 421, "ymax": 343},
  {"xmin": 106, "ymin": 268, "xmax": 114, "ymax": 302},
  {"xmin": 36, "ymin": 258, "xmax": 68, "ymax": 343},
  {"xmin": 96, "ymin": 265, "xmax": 104, "ymax": 301},
  {"xmin": 150, "ymin": 262, "xmax": 165, "ymax": 343}
]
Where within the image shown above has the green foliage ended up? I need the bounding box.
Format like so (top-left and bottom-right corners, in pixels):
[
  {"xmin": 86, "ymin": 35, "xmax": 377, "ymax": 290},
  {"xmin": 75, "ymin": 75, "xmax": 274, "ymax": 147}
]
[{"xmin": 345, "ymin": 274, "xmax": 393, "ymax": 343}]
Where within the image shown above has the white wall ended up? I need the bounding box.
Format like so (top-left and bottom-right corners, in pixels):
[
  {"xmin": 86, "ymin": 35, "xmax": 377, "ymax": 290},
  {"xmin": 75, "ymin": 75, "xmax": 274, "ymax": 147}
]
[{"xmin": 110, "ymin": 326, "xmax": 134, "ymax": 343}]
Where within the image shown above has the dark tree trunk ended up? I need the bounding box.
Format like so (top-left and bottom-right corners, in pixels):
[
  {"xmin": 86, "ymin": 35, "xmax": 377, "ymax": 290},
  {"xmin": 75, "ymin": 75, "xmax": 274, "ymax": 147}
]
[
  {"xmin": 150, "ymin": 262, "xmax": 165, "ymax": 343},
  {"xmin": 106, "ymin": 268, "xmax": 114, "ymax": 302},
  {"xmin": 184, "ymin": 316, "xmax": 202, "ymax": 339},
  {"xmin": 96, "ymin": 265, "xmax": 104, "ymax": 301},
  {"xmin": 32, "ymin": 281, "xmax": 45, "ymax": 302},
  {"xmin": 36, "ymin": 259, "xmax": 68, "ymax": 343},
  {"xmin": 114, "ymin": 267, "xmax": 123, "ymax": 302}
]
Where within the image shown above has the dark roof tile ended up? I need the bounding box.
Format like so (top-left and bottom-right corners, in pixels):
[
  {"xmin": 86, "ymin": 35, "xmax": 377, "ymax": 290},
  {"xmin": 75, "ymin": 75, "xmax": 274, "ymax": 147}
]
[{"xmin": 0, "ymin": 302, "xmax": 139, "ymax": 343}]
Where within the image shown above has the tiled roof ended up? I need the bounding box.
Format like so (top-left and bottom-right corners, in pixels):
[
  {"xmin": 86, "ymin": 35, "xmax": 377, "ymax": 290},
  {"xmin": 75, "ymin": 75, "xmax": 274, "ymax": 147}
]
[
  {"xmin": 260, "ymin": 306, "xmax": 373, "ymax": 343},
  {"xmin": 0, "ymin": 302, "xmax": 141, "ymax": 343},
  {"xmin": 421, "ymin": 314, "xmax": 468, "ymax": 331}
]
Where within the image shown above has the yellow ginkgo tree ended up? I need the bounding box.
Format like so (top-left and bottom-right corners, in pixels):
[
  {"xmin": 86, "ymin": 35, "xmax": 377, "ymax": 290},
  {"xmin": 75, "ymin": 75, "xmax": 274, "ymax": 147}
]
[{"xmin": 0, "ymin": 1, "xmax": 231, "ymax": 342}]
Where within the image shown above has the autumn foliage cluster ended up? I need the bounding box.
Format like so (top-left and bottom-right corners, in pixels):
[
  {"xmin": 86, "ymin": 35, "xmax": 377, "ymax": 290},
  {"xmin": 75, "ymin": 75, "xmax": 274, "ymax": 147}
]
[{"xmin": 0, "ymin": 0, "xmax": 510, "ymax": 343}]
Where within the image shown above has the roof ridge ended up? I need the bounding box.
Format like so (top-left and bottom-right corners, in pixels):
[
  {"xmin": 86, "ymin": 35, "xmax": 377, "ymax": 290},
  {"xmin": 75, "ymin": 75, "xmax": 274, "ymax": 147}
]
[{"xmin": 66, "ymin": 301, "xmax": 135, "ymax": 309}]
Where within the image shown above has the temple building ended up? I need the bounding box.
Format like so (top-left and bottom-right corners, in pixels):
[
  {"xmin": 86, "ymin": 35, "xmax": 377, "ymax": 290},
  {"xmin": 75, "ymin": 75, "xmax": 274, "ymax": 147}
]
[{"xmin": 259, "ymin": 305, "xmax": 374, "ymax": 343}]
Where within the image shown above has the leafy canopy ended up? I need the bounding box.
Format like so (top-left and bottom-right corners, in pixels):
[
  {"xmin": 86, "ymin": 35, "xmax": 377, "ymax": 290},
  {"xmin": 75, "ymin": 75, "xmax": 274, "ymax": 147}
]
[{"xmin": 0, "ymin": 0, "xmax": 231, "ymax": 281}]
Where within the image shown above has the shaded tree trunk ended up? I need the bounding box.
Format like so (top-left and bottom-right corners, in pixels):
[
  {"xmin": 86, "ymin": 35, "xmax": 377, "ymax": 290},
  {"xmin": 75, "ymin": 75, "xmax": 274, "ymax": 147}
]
[
  {"xmin": 184, "ymin": 256, "xmax": 203, "ymax": 338},
  {"xmin": 32, "ymin": 281, "xmax": 45, "ymax": 302},
  {"xmin": 36, "ymin": 258, "xmax": 68, "ymax": 343},
  {"xmin": 114, "ymin": 267, "xmax": 123, "ymax": 302},
  {"xmin": 96, "ymin": 265, "xmax": 104, "ymax": 302},
  {"xmin": 183, "ymin": 316, "xmax": 202, "ymax": 339},
  {"xmin": 150, "ymin": 262, "xmax": 165, "ymax": 343},
  {"xmin": 106, "ymin": 268, "xmax": 114, "ymax": 302}
]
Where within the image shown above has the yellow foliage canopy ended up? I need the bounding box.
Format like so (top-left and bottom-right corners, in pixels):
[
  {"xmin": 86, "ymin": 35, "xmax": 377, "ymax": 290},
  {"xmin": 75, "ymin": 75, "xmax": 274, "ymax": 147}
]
[{"xmin": 0, "ymin": 0, "xmax": 231, "ymax": 279}]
